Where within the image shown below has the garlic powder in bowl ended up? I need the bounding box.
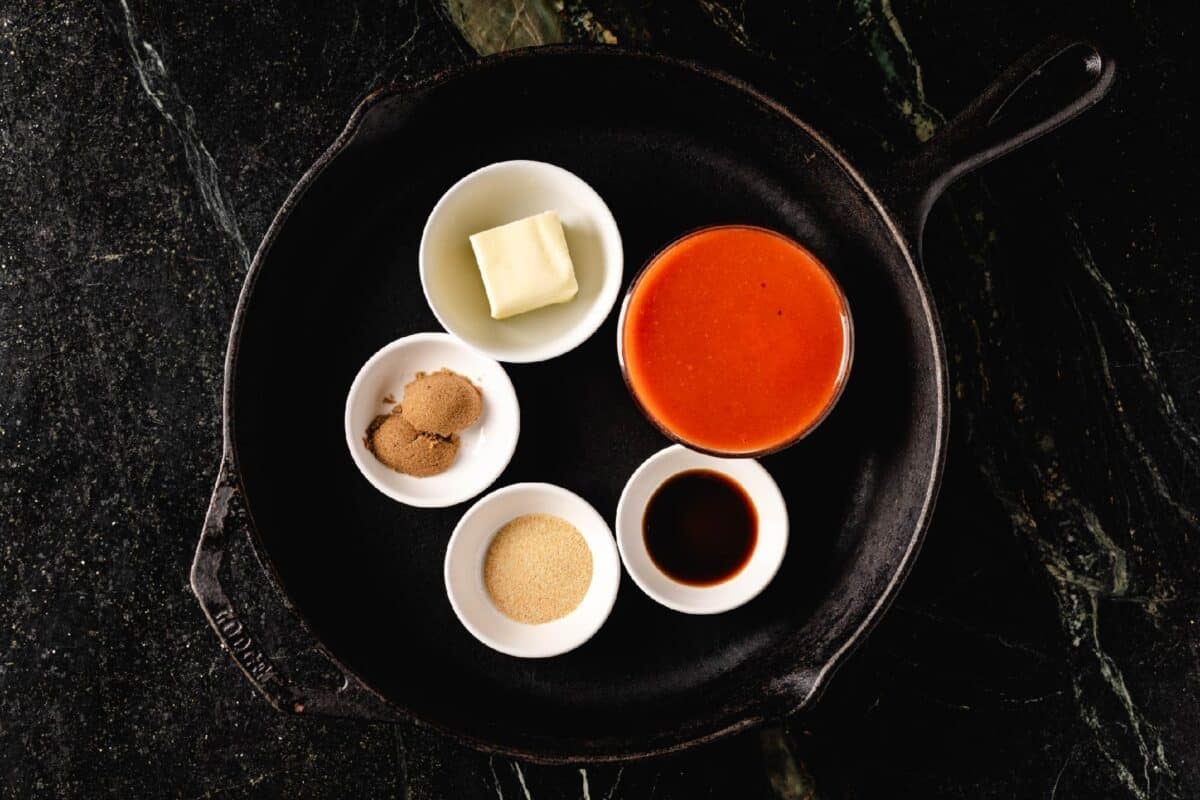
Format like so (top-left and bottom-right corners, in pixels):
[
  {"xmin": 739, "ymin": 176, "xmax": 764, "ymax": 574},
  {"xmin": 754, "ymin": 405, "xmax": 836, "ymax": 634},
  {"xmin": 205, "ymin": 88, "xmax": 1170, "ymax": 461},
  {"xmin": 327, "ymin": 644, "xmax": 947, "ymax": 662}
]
[
  {"xmin": 444, "ymin": 483, "xmax": 620, "ymax": 658},
  {"xmin": 484, "ymin": 513, "xmax": 593, "ymax": 624}
]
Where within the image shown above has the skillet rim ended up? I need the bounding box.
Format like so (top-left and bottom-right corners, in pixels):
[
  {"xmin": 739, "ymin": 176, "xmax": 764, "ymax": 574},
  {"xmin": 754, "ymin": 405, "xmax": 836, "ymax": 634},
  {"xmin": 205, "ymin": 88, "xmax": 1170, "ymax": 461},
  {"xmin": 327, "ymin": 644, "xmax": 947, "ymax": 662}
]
[{"xmin": 217, "ymin": 44, "xmax": 948, "ymax": 762}]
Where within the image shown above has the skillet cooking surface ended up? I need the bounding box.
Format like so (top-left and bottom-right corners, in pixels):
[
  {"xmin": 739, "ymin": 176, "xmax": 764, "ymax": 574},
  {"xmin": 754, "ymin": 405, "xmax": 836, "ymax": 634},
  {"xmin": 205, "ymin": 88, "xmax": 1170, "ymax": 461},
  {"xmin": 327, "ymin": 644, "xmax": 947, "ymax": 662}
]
[{"xmin": 231, "ymin": 51, "xmax": 941, "ymax": 757}]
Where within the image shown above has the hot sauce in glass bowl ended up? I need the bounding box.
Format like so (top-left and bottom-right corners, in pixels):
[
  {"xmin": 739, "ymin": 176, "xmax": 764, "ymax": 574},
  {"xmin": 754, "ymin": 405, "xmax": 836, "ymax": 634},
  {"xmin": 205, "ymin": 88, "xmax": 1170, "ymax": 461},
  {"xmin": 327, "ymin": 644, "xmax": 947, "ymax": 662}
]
[{"xmin": 618, "ymin": 226, "xmax": 853, "ymax": 456}]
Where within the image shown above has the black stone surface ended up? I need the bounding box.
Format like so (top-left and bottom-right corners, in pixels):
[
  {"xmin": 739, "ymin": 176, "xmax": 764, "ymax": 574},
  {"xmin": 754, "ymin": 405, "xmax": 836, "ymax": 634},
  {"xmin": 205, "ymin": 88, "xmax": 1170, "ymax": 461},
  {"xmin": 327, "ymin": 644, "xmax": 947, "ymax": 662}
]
[{"xmin": 1, "ymin": 1, "xmax": 1196, "ymax": 797}]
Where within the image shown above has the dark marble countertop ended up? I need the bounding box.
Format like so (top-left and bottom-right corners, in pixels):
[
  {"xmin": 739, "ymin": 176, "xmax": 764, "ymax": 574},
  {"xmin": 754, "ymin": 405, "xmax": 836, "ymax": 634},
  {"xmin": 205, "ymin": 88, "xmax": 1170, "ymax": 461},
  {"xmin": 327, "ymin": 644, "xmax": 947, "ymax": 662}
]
[{"xmin": 2, "ymin": 1, "xmax": 1197, "ymax": 797}]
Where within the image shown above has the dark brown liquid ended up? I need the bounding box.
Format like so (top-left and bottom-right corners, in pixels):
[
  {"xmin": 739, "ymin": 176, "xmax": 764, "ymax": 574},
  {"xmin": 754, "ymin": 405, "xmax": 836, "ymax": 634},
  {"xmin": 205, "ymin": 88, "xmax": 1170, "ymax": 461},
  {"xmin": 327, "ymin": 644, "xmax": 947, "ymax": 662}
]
[{"xmin": 643, "ymin": 470, "xmax": 757, "ymax": 586}]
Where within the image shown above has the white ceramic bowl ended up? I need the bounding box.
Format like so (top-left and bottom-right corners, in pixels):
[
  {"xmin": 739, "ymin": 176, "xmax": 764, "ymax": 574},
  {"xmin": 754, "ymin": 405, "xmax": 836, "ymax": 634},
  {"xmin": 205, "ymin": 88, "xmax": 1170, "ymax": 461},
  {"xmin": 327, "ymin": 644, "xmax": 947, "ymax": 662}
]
[
  {"xmin": 419, "ymin": 160, "xmax": 623, "ymax": 363},
  {"xmin": 616, "ymin": 445, "xmax": 789, "ymax": 614},
  {"xmin": 344, "ymin": 333, "xmax": 519, "ymax": 508},
  {"xmin": 444, "ymin": 483, "xmax": 621, "ymax": 658}
]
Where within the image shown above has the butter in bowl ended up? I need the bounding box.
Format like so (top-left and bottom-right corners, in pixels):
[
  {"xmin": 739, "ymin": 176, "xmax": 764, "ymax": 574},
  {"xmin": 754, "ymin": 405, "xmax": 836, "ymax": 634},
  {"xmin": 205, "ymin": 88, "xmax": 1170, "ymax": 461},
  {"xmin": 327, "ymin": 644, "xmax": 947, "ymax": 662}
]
[{"xmin": 419, "ymin": 160, "xmax": 623, "ymax": 363}]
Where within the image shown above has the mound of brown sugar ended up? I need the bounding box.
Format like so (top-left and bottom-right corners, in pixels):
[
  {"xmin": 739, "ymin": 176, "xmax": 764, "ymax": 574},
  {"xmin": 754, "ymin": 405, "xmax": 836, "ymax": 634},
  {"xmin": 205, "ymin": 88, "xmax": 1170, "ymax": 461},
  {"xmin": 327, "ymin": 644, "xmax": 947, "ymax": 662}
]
[
  {"xmin": 364, "ymin": 368, "xmax": 483, "ymax": 478},
  {"xmin": 365, "ymin": 409, "xmax": 460, "ymax": 478},
  {"xmin": 400, "ymin": 369, "xmax": 482, "ymax": 437}
]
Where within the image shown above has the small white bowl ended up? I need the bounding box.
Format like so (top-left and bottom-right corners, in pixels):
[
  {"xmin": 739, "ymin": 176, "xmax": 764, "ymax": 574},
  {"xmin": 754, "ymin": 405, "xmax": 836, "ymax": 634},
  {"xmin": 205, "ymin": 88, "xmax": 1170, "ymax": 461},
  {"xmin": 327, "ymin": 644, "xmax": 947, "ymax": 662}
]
[
  {"xmin": 419, "ymin": 160, "xmax": 624, "ymax": 363},
  {"xmin": 444, "ymin": 483, "xmax": 621, "ymax": 658},
  {"xmin": 344, "ymin": 333, "xmax": 519, "ymax": 508},
  {"xmin": 616, "ymin": 445, "xmax": 789, "ymax": 614}
]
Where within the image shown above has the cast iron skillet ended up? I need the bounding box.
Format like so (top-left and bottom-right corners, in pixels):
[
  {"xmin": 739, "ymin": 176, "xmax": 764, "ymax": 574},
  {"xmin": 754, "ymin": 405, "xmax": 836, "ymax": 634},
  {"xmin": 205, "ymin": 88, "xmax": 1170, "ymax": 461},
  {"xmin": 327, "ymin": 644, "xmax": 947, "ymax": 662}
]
[{"xmin": 191, "ymin": 38, "xmax": 1113, "ymax": 762}]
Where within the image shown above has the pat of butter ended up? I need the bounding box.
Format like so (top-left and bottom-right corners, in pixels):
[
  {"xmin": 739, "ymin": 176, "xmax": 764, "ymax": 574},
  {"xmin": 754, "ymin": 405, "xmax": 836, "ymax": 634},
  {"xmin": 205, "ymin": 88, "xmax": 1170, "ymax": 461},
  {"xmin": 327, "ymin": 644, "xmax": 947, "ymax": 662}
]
[{"xmin": 469, "ymin": 211, "xmax": 579, "ymax": 320}]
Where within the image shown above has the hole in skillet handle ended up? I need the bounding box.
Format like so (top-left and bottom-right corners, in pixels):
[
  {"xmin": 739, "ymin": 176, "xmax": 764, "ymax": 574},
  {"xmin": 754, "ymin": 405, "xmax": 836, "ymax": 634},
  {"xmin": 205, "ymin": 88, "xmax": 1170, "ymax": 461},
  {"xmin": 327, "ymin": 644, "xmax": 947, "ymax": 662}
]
[
  {"xmin": 190, "ymin": 452, "xmax": 402, "ymax": 722},
  {"xmin": 987, "ymin": 44, "xmax": 1107, "ymax": 129},
  {"xmin": 878, "ymin": 35, "xmax": 1116, "ymax": 255}
]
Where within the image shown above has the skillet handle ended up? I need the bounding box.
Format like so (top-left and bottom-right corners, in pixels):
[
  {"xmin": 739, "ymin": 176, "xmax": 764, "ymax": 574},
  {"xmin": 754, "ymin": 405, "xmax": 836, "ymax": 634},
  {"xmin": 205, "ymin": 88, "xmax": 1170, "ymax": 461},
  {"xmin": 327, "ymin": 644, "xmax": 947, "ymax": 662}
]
[
  {"xmin": 884, "ymin": 35, "xmax": 1115, "ymax": 252},
  {"xmin": 191, "ymin": 452, "xmax": 401, "ymax": 722}
]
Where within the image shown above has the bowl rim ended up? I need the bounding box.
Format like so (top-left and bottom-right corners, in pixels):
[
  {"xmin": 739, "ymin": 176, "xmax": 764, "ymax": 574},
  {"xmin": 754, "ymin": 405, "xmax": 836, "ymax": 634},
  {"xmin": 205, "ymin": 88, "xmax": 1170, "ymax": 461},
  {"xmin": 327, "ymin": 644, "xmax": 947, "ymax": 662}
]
[
  {"xmin": 614, "ymin": 444, "xmax": 789, "ymax": 614},
  {"xmin": 443, "ymin": 481, "xmax": 622, "ymax": 657},
  {"xmin": 418, "ymin": 159, "xmax": 624, "ymax": 364},
  {"xmin": 616, "ymin": 224, "xmax": 855, "ymax": 458},
  {"xmin": 342, "ymin": 331, "xmax": 520, "ymax": 508}
]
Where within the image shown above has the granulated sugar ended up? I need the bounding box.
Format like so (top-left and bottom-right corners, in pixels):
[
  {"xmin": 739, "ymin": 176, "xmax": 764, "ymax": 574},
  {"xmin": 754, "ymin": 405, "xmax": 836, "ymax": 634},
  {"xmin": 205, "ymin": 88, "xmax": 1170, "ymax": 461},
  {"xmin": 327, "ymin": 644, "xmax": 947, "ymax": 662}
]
[{"xmin": 483, "ymin": 513, "xmax": 592, "ymax": 624}]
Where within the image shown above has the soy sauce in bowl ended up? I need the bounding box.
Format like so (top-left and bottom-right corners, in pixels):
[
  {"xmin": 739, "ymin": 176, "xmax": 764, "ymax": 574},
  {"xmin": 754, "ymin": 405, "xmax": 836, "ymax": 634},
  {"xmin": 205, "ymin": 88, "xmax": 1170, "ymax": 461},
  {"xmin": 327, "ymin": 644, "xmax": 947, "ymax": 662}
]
[{"xmin": 643, "ymin": 470, "xmax": 757, "ymax": 586}]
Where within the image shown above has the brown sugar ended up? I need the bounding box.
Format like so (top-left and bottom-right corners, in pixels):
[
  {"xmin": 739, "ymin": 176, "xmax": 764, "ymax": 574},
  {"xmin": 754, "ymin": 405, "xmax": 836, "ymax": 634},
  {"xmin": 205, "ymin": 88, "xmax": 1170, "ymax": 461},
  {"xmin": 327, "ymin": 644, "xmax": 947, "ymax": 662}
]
[
  {"xmin": 400, "ymin": 369, "xmax": 482, "ymax": 437},
  {"xmin": 483, "ymin": 514, "xmax": 593, "ymax": 624},
  {"xmin": 365, "ymin": 410, "xmax": 460, "ymax": 477},
  {"xmin": 364, "ymin": 367, "xmax": 484, "ymax": 478}
]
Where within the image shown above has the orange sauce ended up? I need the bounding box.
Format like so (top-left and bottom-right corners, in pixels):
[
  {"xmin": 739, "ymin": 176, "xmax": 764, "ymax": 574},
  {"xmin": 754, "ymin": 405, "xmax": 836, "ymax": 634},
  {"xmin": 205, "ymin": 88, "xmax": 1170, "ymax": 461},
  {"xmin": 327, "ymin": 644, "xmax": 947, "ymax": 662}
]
[{"xmin": 621, "ymin": 226, "xmax": 851, "ymax": 454}]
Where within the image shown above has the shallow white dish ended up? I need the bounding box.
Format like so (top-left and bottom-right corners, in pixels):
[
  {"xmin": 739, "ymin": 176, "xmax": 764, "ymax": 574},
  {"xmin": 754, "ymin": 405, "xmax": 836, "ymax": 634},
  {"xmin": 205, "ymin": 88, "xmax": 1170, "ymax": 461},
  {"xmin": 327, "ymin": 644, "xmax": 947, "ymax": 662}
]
[
  {"xmin": 616, "ymin": 445, "xmax": 789, "ymax": 614},
  {"xmin": 444, "ymin": 483, "xmax": 621, "ymax": 658},
  {"xmin": 419, "ymin": 160, "xmax": 624, "ymax": 363},
  {"xmin": 344, "ymin": 332, "xmax": 519, "ymax": 508}
]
